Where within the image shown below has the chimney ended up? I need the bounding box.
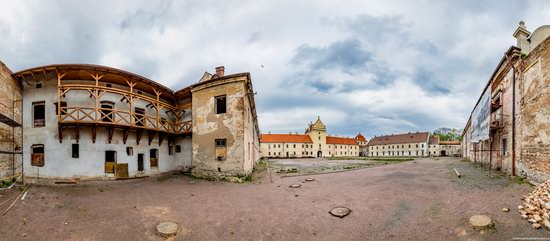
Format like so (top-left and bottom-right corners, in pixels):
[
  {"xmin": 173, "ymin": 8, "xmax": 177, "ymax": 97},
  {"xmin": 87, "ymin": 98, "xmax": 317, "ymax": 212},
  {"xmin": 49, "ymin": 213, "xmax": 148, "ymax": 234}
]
[
  {"xmin": 513, "ymin": 20, "xmax": 531, "ymax": 52},
  {"xmin": 215, "ymin": 66, "xmax": 225, "ymax": 77}
]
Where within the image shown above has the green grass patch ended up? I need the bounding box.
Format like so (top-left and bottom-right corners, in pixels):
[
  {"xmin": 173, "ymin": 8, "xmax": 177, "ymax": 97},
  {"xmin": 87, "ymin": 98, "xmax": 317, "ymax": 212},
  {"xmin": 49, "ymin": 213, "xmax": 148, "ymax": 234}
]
[{"xmin": 513, "ymin": 176, "xmax": 528, "ymax": 185}]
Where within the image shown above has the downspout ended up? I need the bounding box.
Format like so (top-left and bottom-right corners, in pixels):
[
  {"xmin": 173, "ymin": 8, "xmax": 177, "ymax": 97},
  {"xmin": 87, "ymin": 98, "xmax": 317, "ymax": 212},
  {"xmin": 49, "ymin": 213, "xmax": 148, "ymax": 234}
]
[{"xmin": 504, "ymin": 52, "xmax": 518, "ymax": 176}]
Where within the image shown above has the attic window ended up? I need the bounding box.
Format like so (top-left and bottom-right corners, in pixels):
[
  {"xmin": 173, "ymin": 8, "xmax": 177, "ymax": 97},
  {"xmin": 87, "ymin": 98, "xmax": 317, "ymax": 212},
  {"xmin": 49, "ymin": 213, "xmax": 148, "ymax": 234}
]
[
  {"xmin": 106, "ymin": 83, "xmax": 112, "ymax": 88},
  {"xmin": 36, "ymin": 83, "xmax": 42, "ymax": 88}
]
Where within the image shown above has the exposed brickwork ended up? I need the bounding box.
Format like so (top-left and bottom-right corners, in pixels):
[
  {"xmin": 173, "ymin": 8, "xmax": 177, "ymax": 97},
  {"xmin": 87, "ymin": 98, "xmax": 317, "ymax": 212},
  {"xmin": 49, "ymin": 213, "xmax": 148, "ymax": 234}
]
[
  {"xmin": 0, "ymin": 61, "xmax": 22, "ymax": 178},
  {"xmin": 518, "ymin": 35, "xmax": 550, "ymax": 181}
]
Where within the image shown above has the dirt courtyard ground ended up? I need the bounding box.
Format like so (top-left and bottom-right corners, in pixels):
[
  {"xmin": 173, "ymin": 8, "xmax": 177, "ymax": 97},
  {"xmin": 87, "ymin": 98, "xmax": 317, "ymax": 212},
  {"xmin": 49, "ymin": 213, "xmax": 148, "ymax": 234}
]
[{"xmin": 0, "ymin": 157, "xmax": 547, "ymax": 240}]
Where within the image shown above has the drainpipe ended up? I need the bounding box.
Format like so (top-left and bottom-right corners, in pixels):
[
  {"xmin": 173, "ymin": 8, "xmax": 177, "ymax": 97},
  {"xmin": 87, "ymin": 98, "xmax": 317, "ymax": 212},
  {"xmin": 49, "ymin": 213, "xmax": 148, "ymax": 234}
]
[{"xmin": 505, "ymin": 52, "xmax": 518, "ymax": 176}]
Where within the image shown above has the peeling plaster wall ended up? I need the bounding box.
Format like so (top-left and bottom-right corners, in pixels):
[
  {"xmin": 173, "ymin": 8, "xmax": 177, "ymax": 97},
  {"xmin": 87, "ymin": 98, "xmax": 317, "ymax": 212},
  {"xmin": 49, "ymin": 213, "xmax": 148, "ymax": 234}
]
[
  {"xmin": 21, "ymin": 77, "xmax": 191, "ymax": 179},
  {"xmin": 191, "ymin": 76, "xmax": 255, "ymax": 177},
  {"xmin": 462, "ymin": 36, "xmax": 550, "ymax": 183},
  {"xmin": 0, "ymin": 62, "xmax": 22, "ymax": 178},
  {"xmin": 518, "ymin": 36, "xmax": 550, "ymax": 182}
]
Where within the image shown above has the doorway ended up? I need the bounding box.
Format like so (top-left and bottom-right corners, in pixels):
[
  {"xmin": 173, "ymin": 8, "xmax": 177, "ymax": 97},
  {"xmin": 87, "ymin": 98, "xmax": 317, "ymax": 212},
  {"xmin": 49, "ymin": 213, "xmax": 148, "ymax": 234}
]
[
  {"xmin": 317, "ymin": 151, "xmax": 322, "ymax": 158},
  {"xmin": 150, "ymin": 149, "xmax": 158, "ymax": 168},
  {"xmin": 105, "ymin": 150, "xmax": 116, "ymax": 173},
  {"xmin": 440, "ymin": 150, "xmax": 447, "ymax": 156},
  {"xmin": 137, "ymin": 153, "xmax": 144, "ymax": 171}
]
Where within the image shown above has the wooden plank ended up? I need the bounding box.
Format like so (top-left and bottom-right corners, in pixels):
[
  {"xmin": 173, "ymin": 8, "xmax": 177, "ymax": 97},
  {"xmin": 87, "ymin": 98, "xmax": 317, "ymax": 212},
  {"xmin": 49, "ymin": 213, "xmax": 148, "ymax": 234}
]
[
  {"xmin": 105, "ymin": 162, "xmax": 115, "ymax": 173},
  {"xmin": 115, "ymin": 163, "xmax": 129, "ymax": 179}
]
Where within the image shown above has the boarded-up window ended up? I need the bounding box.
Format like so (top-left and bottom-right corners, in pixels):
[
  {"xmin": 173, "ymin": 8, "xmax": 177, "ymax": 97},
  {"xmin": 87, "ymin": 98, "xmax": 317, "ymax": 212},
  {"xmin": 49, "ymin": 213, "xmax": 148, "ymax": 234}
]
[
  {"xmin": 215, "ymin": 138, "xmax": 227, "ymax": 161},
  {"xmin": 33, "ymin": 101, "xmax": 45, "ymax": 127},
  {"xmin": 31, "ymin": 144, "xmax": 45, "ymax": 167},
  {"xmin": 215, "ymin": 95, "xmax": 226, "ymax": 114},
  {"xmin": 72, "ymin": 144, "xmax": 79, "ymax": 158}
]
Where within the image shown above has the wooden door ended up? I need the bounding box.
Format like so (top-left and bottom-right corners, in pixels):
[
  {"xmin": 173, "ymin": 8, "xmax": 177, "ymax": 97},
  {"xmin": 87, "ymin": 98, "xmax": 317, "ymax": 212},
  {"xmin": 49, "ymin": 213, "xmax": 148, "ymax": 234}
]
[
  {"xmin": 105, "ymin": 151, "xmax": 116, "ymax": 173},
  {"xmin": 137, "ymin": 154, "xmax": 144, "ymax": 171}
]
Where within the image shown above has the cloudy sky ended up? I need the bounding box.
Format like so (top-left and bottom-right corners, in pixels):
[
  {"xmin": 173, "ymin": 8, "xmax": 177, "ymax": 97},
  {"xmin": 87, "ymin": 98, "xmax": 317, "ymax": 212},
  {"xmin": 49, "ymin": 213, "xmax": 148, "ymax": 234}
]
[{"xmin": 1, "ymin": 0, "xmax": 549, "ymax": 138}]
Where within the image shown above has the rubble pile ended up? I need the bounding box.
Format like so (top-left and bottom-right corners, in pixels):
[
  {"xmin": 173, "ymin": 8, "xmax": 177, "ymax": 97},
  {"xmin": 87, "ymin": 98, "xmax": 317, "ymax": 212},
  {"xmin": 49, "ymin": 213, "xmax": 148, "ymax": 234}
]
[{"xmin": 518, "ymin": 180, "xmax": 550, "ymax": 230}]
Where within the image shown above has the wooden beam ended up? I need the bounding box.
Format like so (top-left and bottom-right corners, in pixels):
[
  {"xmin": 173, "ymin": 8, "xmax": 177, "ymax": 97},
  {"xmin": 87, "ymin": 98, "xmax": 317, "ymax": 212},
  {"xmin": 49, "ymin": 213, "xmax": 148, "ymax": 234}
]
[
  {"xmin": 159, "ymin": 133, "xmax": 167, "ymax": 146},
  {"xmin": 148, "ymin": 131, "xmax": 156, "ymax": 146},
  {"xmin": 136, "ymin": 130, "xmax": 143, "ymax": 145},
  {"xmin": 107, "ymin": 127, "xmax": 114, "ymax": 144},
  {"xmin": 122, "ymin": 129, "xmax": 129, "ymax": 144},
  {"xmin": 92, "ymin": 126, "xmax": 97, "ymax": 143}
]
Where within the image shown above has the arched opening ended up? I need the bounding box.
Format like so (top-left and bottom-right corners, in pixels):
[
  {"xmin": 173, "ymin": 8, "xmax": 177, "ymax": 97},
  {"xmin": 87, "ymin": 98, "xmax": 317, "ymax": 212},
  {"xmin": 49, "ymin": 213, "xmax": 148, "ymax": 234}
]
[{"xmin": 317, "ymin": 151, "xmax": 322, "ymax": 158}]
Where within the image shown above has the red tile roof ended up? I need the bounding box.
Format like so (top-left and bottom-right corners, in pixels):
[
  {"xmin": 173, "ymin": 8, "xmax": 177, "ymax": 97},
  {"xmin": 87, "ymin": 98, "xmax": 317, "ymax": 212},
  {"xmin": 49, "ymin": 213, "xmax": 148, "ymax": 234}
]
[
  {"xmin": 260, "ymin": 134, "xmax": 312, "ymax": 143},
  {"xmin": 326, "ymin": 136, "xmax": 358, "ymax": 145},
  {"xmin": 368, "ymin": 132, "xmax": 429, "ymax": 146},
  {"xmin": 440, "ymin": 141, "xmax": 460, "ymax": 145},
  {"xmin": 429, "ymin": 135, "xmax": 440, "ymax": 145},
  {"xmin": 354, "ymin": 133, "xmax": 367, "ymax": 142}
]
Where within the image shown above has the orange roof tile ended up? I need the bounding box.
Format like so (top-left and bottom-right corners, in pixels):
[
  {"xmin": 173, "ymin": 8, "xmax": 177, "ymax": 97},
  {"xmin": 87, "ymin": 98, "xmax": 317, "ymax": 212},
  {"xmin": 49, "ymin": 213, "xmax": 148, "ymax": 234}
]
[
  {"xmin": 368, "ymin": 132, "xmax": 429, "ymax": 145},
  {"xmin": 261, "ymin": 134, "xmax": 312, "ymax": 143},
  {"xmin": 354, "ymin": 133, "xmax": 367, "ymax": 142},
  {"xmin": 326, "ymin": 136, "xmax": 358, "ymax": 145}
]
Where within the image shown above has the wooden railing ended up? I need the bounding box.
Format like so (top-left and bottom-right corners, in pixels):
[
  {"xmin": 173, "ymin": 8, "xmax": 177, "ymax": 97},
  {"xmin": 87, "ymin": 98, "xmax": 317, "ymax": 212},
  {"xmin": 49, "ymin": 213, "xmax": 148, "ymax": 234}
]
[{"xmin": 59, "ymin": 106, "xmax": 192, "ymax": 134}]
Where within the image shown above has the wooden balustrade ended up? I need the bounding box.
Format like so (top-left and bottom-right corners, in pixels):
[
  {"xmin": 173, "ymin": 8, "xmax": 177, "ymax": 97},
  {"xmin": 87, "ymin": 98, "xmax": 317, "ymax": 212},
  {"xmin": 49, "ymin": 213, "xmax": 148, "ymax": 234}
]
[{"xmin": 59, "ymin": 106, "xmax": 191, "ymax": 134}]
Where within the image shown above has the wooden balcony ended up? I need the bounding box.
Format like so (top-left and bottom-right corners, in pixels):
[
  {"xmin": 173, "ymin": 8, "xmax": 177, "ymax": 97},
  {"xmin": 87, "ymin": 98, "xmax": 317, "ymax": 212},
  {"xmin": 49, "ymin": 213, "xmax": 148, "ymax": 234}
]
[{"xmin": 58, "ymin": 106, "xmax": 191, "ymax": 134}]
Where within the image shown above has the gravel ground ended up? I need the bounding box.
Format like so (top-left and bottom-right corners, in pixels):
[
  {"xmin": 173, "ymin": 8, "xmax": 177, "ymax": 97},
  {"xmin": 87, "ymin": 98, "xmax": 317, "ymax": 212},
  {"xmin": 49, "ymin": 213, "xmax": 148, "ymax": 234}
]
[
  {"xmin": 267, "ymin": 157, "xmax": 406, "ymax": 176},
  {"xmin": 0, "ymin": 157, "xmax": 546, "ymax": 241}
]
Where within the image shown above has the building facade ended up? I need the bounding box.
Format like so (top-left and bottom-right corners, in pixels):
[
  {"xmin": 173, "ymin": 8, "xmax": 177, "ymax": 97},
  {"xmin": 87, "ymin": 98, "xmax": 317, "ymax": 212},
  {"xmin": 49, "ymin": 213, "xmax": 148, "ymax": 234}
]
[
  {"xmin": 461, "ymin": 22, "xmax": 550, "ymax": 182},
  {"xmin": 367, "ymin": 132, "xmax": 430, "ymax": 157},
  {"xmin": 260, "ymin": 117, "xmax": 361, "ymax": 158},
  {"xmin": 0, "ymin": 62, "xmax": 259, "ymax": 180}
]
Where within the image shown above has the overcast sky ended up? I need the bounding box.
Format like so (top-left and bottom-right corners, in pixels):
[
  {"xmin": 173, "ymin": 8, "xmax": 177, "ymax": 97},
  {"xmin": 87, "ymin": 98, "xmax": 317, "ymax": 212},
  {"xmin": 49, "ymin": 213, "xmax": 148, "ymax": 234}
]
[{"xmin": 1, "ymin": 1, "xmax": 549, "ymax": 138}]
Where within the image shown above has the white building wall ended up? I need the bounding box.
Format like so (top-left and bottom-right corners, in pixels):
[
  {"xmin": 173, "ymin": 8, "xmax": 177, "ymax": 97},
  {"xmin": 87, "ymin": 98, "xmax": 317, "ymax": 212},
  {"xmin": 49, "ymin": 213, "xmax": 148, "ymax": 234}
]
[{"xmin": 22, "ymin": 79, "xmax": 192, "ymax": 179}]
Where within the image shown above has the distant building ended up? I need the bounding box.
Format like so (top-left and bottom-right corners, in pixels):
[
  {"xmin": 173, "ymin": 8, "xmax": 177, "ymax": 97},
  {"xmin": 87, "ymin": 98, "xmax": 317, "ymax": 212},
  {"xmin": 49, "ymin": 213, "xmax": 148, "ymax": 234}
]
[
  {"xmin": 368, "ymin": 132, "xmax": 430, "ymax": 157},
  {"xmin": 260, "ymin": 117, "xmax": 360, "ymax": 158},
  {"xmin": 427, "ymin": 135, "xmax": 461, "ymax": 156},
  {"xmin": 354, "ymin": 133, "xmax": 368, "ymax": 157},
  {"xmin": 461, "ymin": 21, "xmax": 550, "ymax": 182}
]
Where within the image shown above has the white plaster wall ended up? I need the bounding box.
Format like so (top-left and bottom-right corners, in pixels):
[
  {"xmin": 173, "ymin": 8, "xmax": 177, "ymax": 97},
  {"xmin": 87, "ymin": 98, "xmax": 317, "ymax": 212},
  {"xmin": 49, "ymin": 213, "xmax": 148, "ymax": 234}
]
[{"xmin": 22, "ymin": 79, "xmax": 192, "ymax": 179}]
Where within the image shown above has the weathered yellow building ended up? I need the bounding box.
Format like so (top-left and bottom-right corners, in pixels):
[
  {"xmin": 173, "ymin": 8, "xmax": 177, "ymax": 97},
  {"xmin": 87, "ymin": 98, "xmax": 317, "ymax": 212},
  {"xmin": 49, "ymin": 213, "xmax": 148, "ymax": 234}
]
[{"xmin": 260, "ymin": 117, "xmax": 360, "ymax": 158}]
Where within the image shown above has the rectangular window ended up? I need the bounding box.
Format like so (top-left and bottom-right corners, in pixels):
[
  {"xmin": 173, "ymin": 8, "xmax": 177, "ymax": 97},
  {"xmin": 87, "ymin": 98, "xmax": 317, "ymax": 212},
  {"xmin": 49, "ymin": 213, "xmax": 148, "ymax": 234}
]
[
  {"xmin": 175, "ymin": 145, "xmax": 181, "ymax": 153},
  {"xmin": 33, "ymin": 101, "xmax": 45, "ymax": 127},
  {"xmin": 72, "ymin": 144, "xmax": 79, "ymax": 158},
  {"xmin": 134, "ymin": 108, "xmax": 145, "ymax": 126},
  {"xmin": 31, "ymin": 144, "xmax": 45, "ymax": 167},
  {"xmin": 36, "ymin": 83, "xmax": 42, "ymax": 88},
  {"xmin": 126, "ymin": 147, "xmax": 133, "ymax": 156},
  {"xmin": 215, "ymin": 138, "xmax": 227, "ymax": 161},
  {"xmin": 100, "ymin": 101, "xmax": 115, "ymax": 122},
  {"xmin": 215, "ymin": 95, "xmax": 227, "ymax": 114}
]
